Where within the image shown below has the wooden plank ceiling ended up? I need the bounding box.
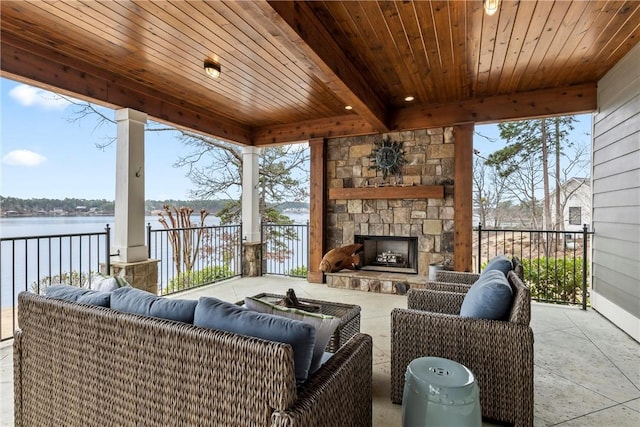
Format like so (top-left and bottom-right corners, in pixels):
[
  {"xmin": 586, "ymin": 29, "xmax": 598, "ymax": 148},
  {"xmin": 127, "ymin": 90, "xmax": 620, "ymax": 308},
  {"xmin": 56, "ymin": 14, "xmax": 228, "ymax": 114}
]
[{"xmin": 1, "ymin": 0, "xmax": 638, "ymax": 146}]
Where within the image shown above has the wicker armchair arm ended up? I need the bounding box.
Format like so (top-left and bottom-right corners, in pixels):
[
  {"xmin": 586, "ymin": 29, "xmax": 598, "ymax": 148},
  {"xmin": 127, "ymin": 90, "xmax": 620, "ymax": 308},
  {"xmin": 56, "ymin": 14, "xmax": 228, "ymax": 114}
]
[
  {"xmin": 407, "ymin": 288, "xmax": 465, "ymax": 314},
  {"xmin": 436, "ymin": 270, "xmax": 480, "ymax": 284},
  {"xmin": 423, "ymin": 280, "xmax": 473, "ymax": 294},
  {"xmin": 271, "ymin": 333, "xmax": 373, "ymax": 427},
  {"xmin": 13, "ymin": 330, "xmax": 23, "ymax": 427}
]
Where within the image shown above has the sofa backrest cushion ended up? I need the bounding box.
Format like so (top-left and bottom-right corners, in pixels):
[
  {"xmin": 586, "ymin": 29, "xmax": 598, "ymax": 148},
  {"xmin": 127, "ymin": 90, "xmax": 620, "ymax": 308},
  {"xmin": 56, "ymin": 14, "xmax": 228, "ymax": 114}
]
[
  {"xmin": 244, "ymin": 296, "xmax": 341, "ymax": 373},
  {"xmin": 194, "ymin": 296, "xmax": 316, "ymax": 385},
  {"xmin": 46, "ymin": 284, "xmax": 111, "ymax": 307},
  {"xmin": 482, "ymin": 254, "xmax": 513, "ymax": 278},
  {"xmin": 460, "ymin": 270, "xmax": 513, "ymax": 320},
  {"xmin": 111, "ymin": 287, "xmax": 197, "ymax": 324}
]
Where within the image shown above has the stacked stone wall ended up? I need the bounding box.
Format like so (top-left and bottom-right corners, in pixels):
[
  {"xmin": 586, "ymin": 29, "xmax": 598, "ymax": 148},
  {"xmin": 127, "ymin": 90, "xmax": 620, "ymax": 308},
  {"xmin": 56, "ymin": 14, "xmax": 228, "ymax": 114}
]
[{"xmin": 326, "ymin": 127, "xmax": 455, "ymax": 277}]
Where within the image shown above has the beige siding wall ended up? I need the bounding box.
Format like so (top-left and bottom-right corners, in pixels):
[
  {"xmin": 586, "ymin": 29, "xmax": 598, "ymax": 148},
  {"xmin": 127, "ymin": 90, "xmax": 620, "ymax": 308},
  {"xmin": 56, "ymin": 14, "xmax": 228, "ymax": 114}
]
[{"xmin": 592, "ymin": 42, "xmax": 640, "ymax": 342}]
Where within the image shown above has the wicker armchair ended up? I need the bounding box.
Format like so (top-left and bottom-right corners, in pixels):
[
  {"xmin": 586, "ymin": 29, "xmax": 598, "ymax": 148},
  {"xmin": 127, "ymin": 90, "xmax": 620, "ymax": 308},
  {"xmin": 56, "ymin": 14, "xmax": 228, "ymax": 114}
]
[{"xmin": 391, "ymin": 270, "xmax": 534, "ymax": 427}]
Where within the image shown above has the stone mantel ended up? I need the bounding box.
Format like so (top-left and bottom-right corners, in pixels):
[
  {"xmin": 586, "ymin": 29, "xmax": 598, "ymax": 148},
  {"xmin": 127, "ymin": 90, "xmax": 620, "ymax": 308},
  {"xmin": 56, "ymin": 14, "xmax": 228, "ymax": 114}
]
[{"xmin": 328, "ymin": 185, "xmax": 444, "ymax": 200}]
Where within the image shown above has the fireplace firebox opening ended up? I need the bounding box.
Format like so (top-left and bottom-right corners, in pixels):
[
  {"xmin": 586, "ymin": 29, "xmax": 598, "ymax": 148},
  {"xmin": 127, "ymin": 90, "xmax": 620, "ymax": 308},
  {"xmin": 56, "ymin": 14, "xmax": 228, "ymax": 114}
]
[{"xmin": 354, "ymin": 235, "xmax": 418, "ymax": 274}]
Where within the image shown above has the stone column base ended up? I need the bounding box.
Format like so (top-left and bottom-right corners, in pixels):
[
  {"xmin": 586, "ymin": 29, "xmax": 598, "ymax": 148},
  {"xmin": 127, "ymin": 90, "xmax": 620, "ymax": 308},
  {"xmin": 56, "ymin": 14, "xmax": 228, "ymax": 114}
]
[
  {"xmin": 101, "ymin": 259, "xmax": 159, "ymax": 294},
  {"xmin": 242, "ymin": 243, "xmax": 263, "ymax": 277}
]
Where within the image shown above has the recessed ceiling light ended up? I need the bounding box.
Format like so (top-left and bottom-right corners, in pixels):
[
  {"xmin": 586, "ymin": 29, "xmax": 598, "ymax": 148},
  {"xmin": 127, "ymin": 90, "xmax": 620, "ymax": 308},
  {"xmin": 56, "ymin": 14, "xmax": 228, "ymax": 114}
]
[
  {"xmin": 204, "ymin": 60, "xmax": 221, "ymax": 78},
  {"xmin": 484, "ymin": 0, "xmax": 500, "ymax": 16},
  {"xmin": 404, "ymin": 96, "xmax": 415, "ymax": 102},
  {"xmin": 345, "ymin": 105, "xmax": 353, "ymax": 110}
]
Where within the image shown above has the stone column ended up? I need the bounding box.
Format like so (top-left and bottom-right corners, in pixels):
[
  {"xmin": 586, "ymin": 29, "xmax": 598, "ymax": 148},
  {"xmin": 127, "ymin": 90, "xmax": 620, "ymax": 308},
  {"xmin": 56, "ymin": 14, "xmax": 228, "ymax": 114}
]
[
  {"xmin": 113, "ymin": 108, "xmax": 148, "ymax": 262},
  {"xmin": 242, "ymin": 146, "xmax": 261, "ymax": 276}
]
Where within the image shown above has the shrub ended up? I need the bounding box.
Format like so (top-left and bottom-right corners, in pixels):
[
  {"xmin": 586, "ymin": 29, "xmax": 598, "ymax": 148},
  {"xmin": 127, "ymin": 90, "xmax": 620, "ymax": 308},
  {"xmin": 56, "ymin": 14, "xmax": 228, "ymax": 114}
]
[
  {"xmin": 521, "ymin": 257, "xmax": 589, "ymax": 305},
  {"xmin": 288, "ymin": 266, "xmax": 308, "ymax": 278},
  {"xmin": 31, "ymin": 270, "xmax": 92, "ymax": 294},
  {"xmin": 164, "ymin": 265, "xmax": 234, "ymax": 294}
]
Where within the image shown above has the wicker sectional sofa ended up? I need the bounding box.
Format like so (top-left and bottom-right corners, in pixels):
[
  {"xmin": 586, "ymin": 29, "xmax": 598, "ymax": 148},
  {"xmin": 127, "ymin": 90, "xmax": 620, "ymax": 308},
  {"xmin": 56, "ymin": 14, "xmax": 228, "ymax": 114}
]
[{"xmin": 14, "ymin": 292, "xmax": 372, "ymax": 427}]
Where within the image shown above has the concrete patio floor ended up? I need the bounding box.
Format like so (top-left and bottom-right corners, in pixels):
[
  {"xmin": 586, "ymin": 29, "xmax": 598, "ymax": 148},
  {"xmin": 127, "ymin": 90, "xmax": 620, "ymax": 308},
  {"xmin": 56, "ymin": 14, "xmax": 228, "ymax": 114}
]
[{"xmin": 1, "ymin": 275, "xmax": 638, "ymax": 426}]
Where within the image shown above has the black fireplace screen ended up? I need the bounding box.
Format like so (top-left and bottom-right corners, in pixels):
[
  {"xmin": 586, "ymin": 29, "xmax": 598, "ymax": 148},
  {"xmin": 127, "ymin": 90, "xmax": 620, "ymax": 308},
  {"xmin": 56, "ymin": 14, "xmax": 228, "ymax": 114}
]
[{"xmin": 354, "ymin": 235, "xmax": 418, "ymax": 274}]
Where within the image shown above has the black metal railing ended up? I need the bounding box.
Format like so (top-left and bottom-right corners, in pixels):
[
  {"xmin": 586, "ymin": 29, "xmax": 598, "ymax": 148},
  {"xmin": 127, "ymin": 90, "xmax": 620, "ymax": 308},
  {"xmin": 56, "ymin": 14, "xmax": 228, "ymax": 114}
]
[
  {"xmin": 0, "ymin": 226, "xmax": 111, "ymax": 341},
  {"xmin": 261, "ymin": 222, "xmax": 309, "ymax": 277},
  {"xmin": 147, "ymin": 223, "xmax": 242, "ymax": 295},
  {"xmin": 476, "ymin": 224, "xmax": 593, "ymax": 309}
]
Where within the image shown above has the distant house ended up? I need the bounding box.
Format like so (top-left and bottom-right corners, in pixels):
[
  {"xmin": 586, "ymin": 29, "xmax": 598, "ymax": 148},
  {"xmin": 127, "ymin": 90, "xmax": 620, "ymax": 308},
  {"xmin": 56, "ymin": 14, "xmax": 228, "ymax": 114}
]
[{"xmin": 546, "ymin": 177, "xmax": 592, "ymax": 232}]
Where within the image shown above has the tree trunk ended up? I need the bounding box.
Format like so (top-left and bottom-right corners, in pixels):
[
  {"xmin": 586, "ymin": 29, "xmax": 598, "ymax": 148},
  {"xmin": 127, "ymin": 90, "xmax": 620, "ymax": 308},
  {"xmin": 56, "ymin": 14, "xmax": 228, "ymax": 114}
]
[
  {"xmin": 555, "ymin": 118, "xmax": 563, "ymax": 231},
  {"xmin": 541, "ymin": 119, "xmax": 552, "ymax": 231}
]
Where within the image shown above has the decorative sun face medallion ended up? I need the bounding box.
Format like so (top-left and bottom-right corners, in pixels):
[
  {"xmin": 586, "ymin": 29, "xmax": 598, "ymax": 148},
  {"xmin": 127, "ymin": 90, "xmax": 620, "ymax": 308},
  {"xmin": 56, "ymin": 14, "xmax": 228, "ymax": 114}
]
[{"xmin": 369, "ymin": 136, "xmax": 406, "ymax": 179}]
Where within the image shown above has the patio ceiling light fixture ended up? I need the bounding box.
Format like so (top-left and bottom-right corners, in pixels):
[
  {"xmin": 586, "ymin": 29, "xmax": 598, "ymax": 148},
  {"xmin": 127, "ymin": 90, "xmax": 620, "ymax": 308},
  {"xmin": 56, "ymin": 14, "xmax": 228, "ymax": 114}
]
[
  {"xmin": 484, "ymin": 0, "xmax": 500, "ymax": 16},
  {"xmin": 204, "ymin": 60, "xmax": 221, "ymax": 78}
]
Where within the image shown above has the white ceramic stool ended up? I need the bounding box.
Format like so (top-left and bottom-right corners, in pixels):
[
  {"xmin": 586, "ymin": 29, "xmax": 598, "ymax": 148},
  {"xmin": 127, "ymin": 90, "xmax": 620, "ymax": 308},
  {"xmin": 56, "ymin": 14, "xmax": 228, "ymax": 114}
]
[{"xmin": 402, "ymin": 356, "xmax": 481, "ymax": 427}]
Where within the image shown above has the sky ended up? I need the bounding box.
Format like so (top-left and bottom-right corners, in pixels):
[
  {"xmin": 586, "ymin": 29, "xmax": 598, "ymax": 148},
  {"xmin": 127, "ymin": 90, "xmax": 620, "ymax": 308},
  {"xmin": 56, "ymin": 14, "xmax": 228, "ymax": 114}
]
[
  {"xmin": 0, "ymin": 76, "xmax": 593, "ymax": 201},
  {"xmin": 1, "ymin": 77, "xmax": 196, "ymax": 200}
]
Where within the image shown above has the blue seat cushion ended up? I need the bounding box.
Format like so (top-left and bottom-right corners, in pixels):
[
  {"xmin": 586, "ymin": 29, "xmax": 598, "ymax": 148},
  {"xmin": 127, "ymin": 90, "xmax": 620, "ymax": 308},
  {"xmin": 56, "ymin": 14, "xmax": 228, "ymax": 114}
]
[
  {"xmin": 194, "ymin": 296, "xmax": 316, "ymax": 385},
  {"xmin": 110, "ymin": 287, "xmax": 197, "ymax": 324},
  {"xmin": 482, "ymin": 254, "xmax": 513, "ymax": 278},
  {"xmin": 460, "ymin": 270, "xmax": 513, "ymax": 320},
  {"xmin": 46, "ymin": 284, "xmax": 110, "ymax": 307},
  {"xmin": 244, "ymin": 296, "xmax": 341, "ymax": 374}
]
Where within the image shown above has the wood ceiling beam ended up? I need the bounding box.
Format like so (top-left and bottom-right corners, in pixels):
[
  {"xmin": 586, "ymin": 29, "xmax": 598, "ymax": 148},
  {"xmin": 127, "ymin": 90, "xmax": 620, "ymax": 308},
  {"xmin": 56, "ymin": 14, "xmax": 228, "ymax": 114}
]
[
  {"xmin": 253, "ymin": 83, "xmax": 597, "ymax": 145},
  {"xmin": 391, "ymin": 83, "xmax": 597, "ymax": 130},
  {"xmin": 0, "ymin": 34, "xmax": 252, "ymax": 145},
  {"xmin": 261, "ymin": 0, "xmax": 390, "ymax": 133},
  {"xmin": 253, "ymin": 114, "xmax": 377, "ymax": 146}
]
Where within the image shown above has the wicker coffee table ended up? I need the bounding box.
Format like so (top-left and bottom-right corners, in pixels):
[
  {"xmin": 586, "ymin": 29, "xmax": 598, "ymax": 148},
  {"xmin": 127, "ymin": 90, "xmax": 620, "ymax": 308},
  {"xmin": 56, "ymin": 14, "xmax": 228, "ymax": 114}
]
[{"xmin": 238, "ymin": 293, "xmax": 361, "ymax": 353}]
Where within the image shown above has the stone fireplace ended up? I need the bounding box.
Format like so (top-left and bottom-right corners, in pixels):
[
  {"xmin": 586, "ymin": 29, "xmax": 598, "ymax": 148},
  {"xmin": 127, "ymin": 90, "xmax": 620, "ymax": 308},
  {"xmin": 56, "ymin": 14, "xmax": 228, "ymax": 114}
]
[{"xmin": 324, "ymin": 127, "xmax": 455, "ymax": 294}]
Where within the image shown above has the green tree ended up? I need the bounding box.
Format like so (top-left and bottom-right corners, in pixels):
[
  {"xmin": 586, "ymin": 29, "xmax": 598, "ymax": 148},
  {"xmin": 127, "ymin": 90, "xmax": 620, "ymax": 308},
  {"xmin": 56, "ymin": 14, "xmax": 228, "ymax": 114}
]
[{"xmin": 486, "ymin": 116, "xmax": 578, "ymax": 230}]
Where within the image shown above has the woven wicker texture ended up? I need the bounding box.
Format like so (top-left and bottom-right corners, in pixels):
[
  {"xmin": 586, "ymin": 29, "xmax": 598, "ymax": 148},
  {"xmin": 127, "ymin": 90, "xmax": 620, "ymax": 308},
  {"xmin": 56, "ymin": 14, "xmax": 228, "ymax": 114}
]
[
  {"xmin": 241, "ymin": 293, "xmax": 361, "ymax": 353},
  {"xmin": 15, "ymin": 292, "xmax": 372, "ymax": 427},
  {"xmin": 436, "ymin": 270, "xmax": 481, "ymax": 285},
  {"xmin": 422, "ymin": 280, "xmax": 473, "ymax": 295},
  {"xmin": 271, "ymin": 334, "xmax": 373, "ymax": 427},
  {"xmin": 391, "ymin": 272, "xmax": 534, "ymax": 426}
]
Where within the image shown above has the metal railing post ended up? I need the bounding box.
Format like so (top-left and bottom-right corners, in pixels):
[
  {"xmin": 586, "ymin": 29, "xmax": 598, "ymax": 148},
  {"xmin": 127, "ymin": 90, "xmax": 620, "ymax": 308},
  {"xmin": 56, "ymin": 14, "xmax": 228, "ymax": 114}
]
[
  {"xmin": 307, "ymin": 220, "xmax": 310, "ymax": 276},
  {"xmin": 582, "ymin": 224, "xmax": 588, "ymax": 310},
  {"xmin": 239, "ymin": 222, "xmax": 244, "ymax": 277},
  {"xmin": 147, "ymin": 223, "xmax": 152, "ymax": 258},
  {"xmin": 477, "ymin": 222, "xmax": 482, "ymax": 273},
  {"xmin": 105, "ymin": 224, "xmax": 111, "ymax": 274}
]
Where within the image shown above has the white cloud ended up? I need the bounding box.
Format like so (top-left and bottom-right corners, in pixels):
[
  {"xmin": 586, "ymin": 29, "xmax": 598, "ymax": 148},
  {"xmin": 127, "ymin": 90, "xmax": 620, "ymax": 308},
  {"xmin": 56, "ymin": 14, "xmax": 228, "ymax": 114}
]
[
  {"xmin": 2, "ymin": 150, "xmax": 47, "ymax": 167},
  {"xmin": 9, "ymin": 84, "xmax": 72, "ymax": 110}
]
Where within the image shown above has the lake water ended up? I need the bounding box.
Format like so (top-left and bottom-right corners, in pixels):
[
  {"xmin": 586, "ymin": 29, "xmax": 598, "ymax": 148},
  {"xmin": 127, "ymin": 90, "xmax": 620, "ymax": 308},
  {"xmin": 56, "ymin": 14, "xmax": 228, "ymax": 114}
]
[{"xmin": 0, "ymin": 212, "xmax": 309, "ymax": 238}]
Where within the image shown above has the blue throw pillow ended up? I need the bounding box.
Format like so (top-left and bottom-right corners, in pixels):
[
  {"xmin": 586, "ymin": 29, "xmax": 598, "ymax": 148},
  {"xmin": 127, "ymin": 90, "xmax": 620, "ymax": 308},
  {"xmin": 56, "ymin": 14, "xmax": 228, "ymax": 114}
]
[
  {"xmin": 482, "ymin": 255, "xmax": 513, "ymax": 278},
  {"xmin": 110, "ymin": 287, "xmax": 197, "ymax": 323},
  {"xmin": 460, "ymin": 270, "xmax": 513, "ymax": 320},
  {"xmin": 194, "ymin": 296, "xmax": 316, "ymax": 385}
]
